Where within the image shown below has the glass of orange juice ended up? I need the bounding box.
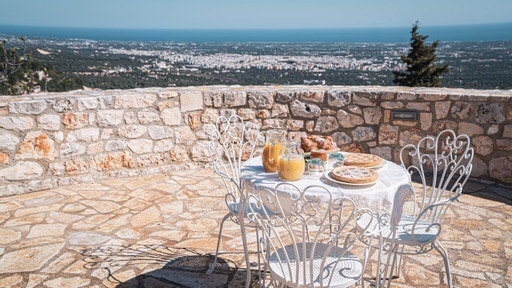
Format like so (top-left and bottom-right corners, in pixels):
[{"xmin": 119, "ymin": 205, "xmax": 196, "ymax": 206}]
[
  {"xmin": 277, "ymin": 140, "xmax": 305, "ymax": 181},
  {"xmin": 262, "ymin": 130, "xmax": 285, "ymax": 172}
]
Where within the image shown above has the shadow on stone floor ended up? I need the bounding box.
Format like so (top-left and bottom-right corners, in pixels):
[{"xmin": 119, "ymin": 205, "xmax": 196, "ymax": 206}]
[{"xmin": 80, "ymin": 245, "xmax": 259, "ymax": 288}]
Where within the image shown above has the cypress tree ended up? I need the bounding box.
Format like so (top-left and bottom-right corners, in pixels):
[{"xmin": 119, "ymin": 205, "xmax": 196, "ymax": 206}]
[{"xmin": 393, "ymin": 22, "xmax": 449, "ymax": 87}]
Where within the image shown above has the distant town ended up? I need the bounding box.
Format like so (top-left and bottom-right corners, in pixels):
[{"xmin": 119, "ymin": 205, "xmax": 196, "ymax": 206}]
[{"xmin": 2, "ymin": 34, "xmax": 511, "ymax": 93}]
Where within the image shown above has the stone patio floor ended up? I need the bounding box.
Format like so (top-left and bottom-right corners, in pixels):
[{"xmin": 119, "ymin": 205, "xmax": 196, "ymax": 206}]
[{"xmin": 0, "ymin": 168, "xmax": 511, "ymax": 288}]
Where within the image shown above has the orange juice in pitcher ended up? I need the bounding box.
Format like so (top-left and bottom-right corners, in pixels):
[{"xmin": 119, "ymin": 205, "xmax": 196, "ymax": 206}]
[
  {"xmin": 277, "ymin": 140, "xmax": 305, "ymax": 181},
  {"xmin": 262, "ymin": 130, "xmax": 285, "ymax": 172}
]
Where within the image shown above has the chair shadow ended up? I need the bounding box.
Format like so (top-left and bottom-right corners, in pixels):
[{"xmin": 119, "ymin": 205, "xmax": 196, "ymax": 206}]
[{"xmin": 80, "ymin": 244, "xmax": 260, "ymax": 288}]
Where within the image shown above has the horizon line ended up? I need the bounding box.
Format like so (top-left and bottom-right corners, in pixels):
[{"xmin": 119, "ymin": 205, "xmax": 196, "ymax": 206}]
[{"xmin": 1, "ymin": 22, "xmax": 512, "ymax": 31}]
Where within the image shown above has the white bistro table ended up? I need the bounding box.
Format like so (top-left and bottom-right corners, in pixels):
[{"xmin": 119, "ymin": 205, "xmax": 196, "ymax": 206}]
[{"xmin": 241, "ymin": 156, "xmax": 413, "ymax": 219}]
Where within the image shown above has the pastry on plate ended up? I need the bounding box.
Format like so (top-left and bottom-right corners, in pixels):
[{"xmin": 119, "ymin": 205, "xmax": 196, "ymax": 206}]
[
  {"xmin": 343, "ymin": 153, "xmax": 382, "ymax": 167},
  {"xmin": 331, "ymin": 166, "xmax": 378, "ymax": 184}
]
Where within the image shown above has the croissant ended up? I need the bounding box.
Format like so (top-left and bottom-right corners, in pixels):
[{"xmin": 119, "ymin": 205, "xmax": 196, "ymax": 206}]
[{"xmin": 300, "ymin": 137, "xmax": 318, "ymax": 152}]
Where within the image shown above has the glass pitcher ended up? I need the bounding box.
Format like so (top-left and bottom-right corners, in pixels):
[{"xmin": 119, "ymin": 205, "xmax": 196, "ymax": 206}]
[
  {"xmin": 262, "ymin": 130, "xmax": 285, "ymax": 172},
  {"xmin": 277, "ymin": 140, "xmax": 306, "ymax": 181}
]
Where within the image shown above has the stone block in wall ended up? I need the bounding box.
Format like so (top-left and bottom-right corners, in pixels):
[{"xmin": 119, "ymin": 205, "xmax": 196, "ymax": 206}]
[
  {"xmin": 370, "ymin": 147, "xmax": 392, "ymax": 160},
  {"xmin": 60, "ymin": 142, "xmax": 86, "ymax": 157},
  {"xmin": 262, "ymin": 119, "xmax": 286, "ymax": 130},
  {"xmin": 126, "ymin": 139, "xmax": 153, "ymax": 154},
  {"xmin": 202, "ymin": 109, "xmax": 220, "ymax": 123},
  {"xmin": 420, "ymin": 113, "xmax": 433, "ymax": 131},
  {"xmin": 470, "ymin": 157, "xmax": 488, "ymax": 178},
  {"xmin": 248, "ymin": 91, "xmax": 274, "ymax": 109},
  {"xmin": 275, "ymin": 91, "xmax": 295, "ymax": 103},
  {"xmin": 475, "ymin": 103, "xmax": 506, "ymax": 124},
  {"xmin": 286, "ymin": 119, "xmax": 303, "ymax": 131},
  {"xmin": 327, "ymin": 90, "xmax": 351, "ymax": 107},
  {"xmin": 489, "ymin": 155, "xmax": 512, "ymax": 183},
  {"xmin": 419, "ymin": 93, "xmax": 447, "ymax": 101},
  {"xmin": 157, "ymin": 100, "xmax": 178, "ymax": 111},
  {"xmin": 290, "ymin": 100, "xmax": 321, "ymax": 118},
  {"xmin": 16, "ymin": 131, "xmax": 56, "ymax": 160},
  {"xmin": 399, "ymin": 129, "xmax": 423, "ymax": 147},
  {"xmin": 435, "ymin": 101, "xmax": 451, "ymax": 119},
  {"xmin": 124, "ymin": 111, "xmax": 139, "ymax": 124},
  {"xmin": 497, "ymin": 139, "xmax": 512, "ymax": 151},
  {"xmin": 305, "ymin": 121, "xmax": 314, "ymax": 132},
  {"xmin": 339, "ymin": 143, "xmax": 365, "ymax": 153},
  {"xmin": 0, "ymin": 116, "xmax": 34, "ymax": 131},
  {"xmin": 351, "ymin": 127, "xmax": 375, "ymax": 142},
  {"xmin": 287, "ymin": 131, "xmax": 307, "ymax": 142},
  {"xmin": 432, "ymin": 120, "xmax": 458, "ymax": 134},
  {"xmin": 190, "ymin": 141, "xmax": 210, "ymax": 162},
  {"xmin": 224, "ymin": 91, "xmax": 247, "ymax": 107},
  {"xmin": 188, "ymin": 112, "xmax": 201, "ymax": 130},
  {"xmin": 9, "ymin": 100, "xmax": 47, "ymax": 114},
  {"xmin": 347, "ymin": 105, "xmax": 362, "ymax": 115},
  {"xmin": 396, "ymin": 91, "xmax": 417, "ymax": 101},
  {"xmin": 458, "ymin": 122, "xmax": 484, "ymax": 137},
  {"xmin": 503, "ymin": 125, "xmax": 512, "ymax": 138},
  {"xmin": 256, "ymin": 110, "xmax": 271, "ymax": 119},
  {"xmin": 180, "ymin": 91, "xmax": 204, "ymax": 112},
  {"xmin": 93, "ymin": 151, "xmax": 133, "ymax": 171},
  {"xmin": 161, "ymin": 108, "xmax": 182, "ymax": 126},
  {"xmin": 203, "ymin": 91, "xmax": 224, "ymax": 108},
  {"xmin": 158, "ymin": 90, "xmax": 179, "ymax": 99},
  {"xmin": 96, "ymin": 110, "xmax": 124, "ymax": 127},
  {"xmin": 271, "ymin": 104, "xmax": 289, "ymax": 118},
  {"xmin": 381, "ymin": 101, "xmax": 403, "ymax": 110},
  {"xmin": 451, "ymin": 102, "xmax": 476, "ymax": 120},
  {"xmin": 148, "ymin": 126, "xmax": 174, "ymax": 140},
  {"xmin": 153, "ymin": 139, "xmax": 174, "ymax": 153},
  {"xmin": 406, "ymin": 102, "xmax": 430, "ymax": 111},
  {"xmin": 118, "ymin": 125, "xmax": 147, "ymax": 139},
  {"xmin": 37, "ymin": 114, "xmax": 61, "ymax": 131},
  {"xmin": 352, "ymin": 92, "xmax": 377, "ymax": 107},
  {"xmin": 507, "ymin": 104, "xmax": 512, "ymax": 120},
  {"xmin": 487, "ymin": 124, "xmax": 499, "ymax": 135},
  {"xmin": 314, "ymin": 116, "xmax": 339, "ymax": 133},
  {"xmin": 114, "ymin": 93, "xmax": 157, "ymax": 109},
  {"xmin": 300, "ymin": 91, "xmax": 325, "ymax": 103},
  {"xmin": 174, "ymin": 126, "xmax": 196, "ymax": 144},
  {"xmin": 332, "ymin": 132, "xmax": 352, "ymax": 146},
  {"xmin": 0, "ymin": 161, "xmax": 43, "ymax": 180},
  {"xmin": 0, "ymin": 152, "xmax": 9, "ymax": 164},
  {"xmin": 170, "ymin": 146, "xmax": 189, "ymax": 162},
  {"xmin": 363, "ymin": 107, "xmax": 382, "ymax": 125},
  {"xmin": 0, "ymin": 130, "xmax": 20, "ymax": 151},
  {"xmin": 135, "ymin": 153, "xmax": 168, "ymax": 167},
  {"xmin": 66, "ymin": 127, "xmax": 101, "ymax": 142},
  {"xmin": 65, "ymin": 158, "xmax": 90, "ymax": 175},
  {"xmin": 378, "ymin": 124, "xmax": 398, "ymax": 145},
  {"xmin": 105, "ymin": 140, "xmax": 127, "ymax": 152},
  {"xmin": 336, "ymin": 110, "xmax": 363, "ymax": 128},
  {"xmin": 62, "ymin": 113, "xmax": 88, "ymax": 130},
  {"xmin": 137, "ymin": 111, "xmax": 160, "ymax": 124},
  {"xmin": 472, "ymin": 136, "xmax": 493, "ymax": 156},
  {"xmin": 77, "ymin": 97, "xmax": 99, "ymax": 111},
  {"xmin": 237, "ymin": 108, "xmax": 256, "ymax": 121},
  {"xmin": 50, "ymin": 98, "xmax": 77, "ymax": 112}
]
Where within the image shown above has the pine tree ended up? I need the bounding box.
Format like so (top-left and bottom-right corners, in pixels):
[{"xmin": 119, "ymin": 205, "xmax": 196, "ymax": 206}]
[{"xmin": 393, "ymin": 22, "xmax": 449, "ymax": 87}]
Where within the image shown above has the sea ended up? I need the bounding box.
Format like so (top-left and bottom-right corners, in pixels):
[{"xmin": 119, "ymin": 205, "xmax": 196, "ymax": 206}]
[{"xmin": 0, "ymin": 23, "xmax": 511, "ymax": 43}]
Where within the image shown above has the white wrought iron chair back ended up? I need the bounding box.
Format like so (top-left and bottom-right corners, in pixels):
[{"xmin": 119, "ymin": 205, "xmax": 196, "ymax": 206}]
[
  {"xmin": 250, "ymin": 183, "xmax": 370, "ymax": 288},
  {"xmin": 208, "ymin": 115, "xmax": 260, "ymax": 207},
  {"xmin": 399, "ymin": 129, "xmax": 474, "ymax": 240}
]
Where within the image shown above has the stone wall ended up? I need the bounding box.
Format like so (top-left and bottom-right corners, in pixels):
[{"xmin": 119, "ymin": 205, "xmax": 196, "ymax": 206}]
[{"xmin": 0, "ymin": 85, "xmax": 511, "ymax": 196}]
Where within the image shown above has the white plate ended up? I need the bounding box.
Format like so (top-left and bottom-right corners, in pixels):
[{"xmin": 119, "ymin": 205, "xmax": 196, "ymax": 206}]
[{"xmin": 323, "ymin": 170, "xmax": 379, "ymax": 186}]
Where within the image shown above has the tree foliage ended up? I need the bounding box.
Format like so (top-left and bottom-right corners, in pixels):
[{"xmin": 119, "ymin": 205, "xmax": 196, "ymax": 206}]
[
  {"xmin": 393, "ymin": 22, "xmax": 449, "ymax": 87},
  {"xmin": 0, "ymin": 36, "xmax": 32, "ymax": 94}
]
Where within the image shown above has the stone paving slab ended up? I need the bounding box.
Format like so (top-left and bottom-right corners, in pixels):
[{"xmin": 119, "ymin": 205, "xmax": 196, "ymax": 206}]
[{"xmin": 0, "ymin": 169, "xmax": 510, "ymax": 287}]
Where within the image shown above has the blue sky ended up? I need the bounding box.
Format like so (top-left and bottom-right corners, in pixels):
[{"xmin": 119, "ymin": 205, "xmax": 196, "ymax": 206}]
[{"xmin": 2, "ymin": 0, "xmax": 511, "ymax": 29}]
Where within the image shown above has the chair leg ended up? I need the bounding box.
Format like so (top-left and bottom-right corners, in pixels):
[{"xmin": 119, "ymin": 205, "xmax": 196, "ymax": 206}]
[
  {"xmin": 239, "ymin": 212, "xmax": 252, "ymax": 288},
  {"xmin": 206, "ymin": 213, "xmax": 231, "ymax": 275},
  {"xmin": 433, "ymin": 240, "xmax": 453, "ymax": 288}
]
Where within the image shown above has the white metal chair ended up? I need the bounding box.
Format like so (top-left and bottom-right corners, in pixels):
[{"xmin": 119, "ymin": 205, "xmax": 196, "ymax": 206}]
[
  {"xmin": 357, "ymin": 129, "xmax": 474, "ymax": 288},
  {"xmin": 249, "ymin": 183, "xmax": 373, "ymax": 288},
  {"xmin": 206, "ymin": 115, "xmax": 261, "ymax": 284}
]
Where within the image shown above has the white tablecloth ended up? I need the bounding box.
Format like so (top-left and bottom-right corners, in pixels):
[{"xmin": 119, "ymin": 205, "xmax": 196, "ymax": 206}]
[{"xmin": 241, "ymin": 156, "xmax": 414, "ymax": 220}]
